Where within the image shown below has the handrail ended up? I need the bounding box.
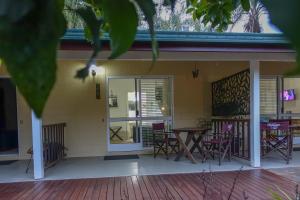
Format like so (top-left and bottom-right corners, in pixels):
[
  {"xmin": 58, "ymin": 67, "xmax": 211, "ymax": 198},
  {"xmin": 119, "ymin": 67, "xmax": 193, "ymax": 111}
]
[
  {"xmin": 212, "ymin": 119, "xmax": 250, "ymax": 160},
  {"xmin": 42, "ymin": 123, "xmax": 67, "ymax": 169}
]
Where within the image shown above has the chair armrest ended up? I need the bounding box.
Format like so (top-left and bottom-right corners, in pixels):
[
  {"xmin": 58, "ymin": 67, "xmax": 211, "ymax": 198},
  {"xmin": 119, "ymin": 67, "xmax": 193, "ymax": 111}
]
[
  {"xmin": 205, "ymin": 132, "xmax": 222, "ymax": 136},
  {"xmin": 153, "ymin": 132, "xmax": 171, "ymax": 136}
]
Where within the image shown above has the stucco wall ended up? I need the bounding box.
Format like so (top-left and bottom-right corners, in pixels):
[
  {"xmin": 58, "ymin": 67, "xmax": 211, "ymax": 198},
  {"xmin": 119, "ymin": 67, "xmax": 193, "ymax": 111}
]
[
  {"xmin": 0, "ymin": 60, "xmax": 296, "ymax": 159},
  {"xmin": 42, "ymin": 60, "xmax": 249, "ymax": 158}
]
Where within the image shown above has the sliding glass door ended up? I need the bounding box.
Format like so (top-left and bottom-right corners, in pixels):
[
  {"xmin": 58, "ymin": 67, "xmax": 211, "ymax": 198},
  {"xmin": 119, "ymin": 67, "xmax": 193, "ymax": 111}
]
[
  {"xmin": 107, "ymin": 77, "xmax": 173, "ymax": 152},
  {"xmin": 0, "ymin": 78, "xmax": 18, "ymax": 155}
]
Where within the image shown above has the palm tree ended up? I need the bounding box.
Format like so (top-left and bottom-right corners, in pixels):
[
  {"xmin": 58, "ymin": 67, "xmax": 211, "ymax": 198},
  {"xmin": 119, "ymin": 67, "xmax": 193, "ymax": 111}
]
[
  {"xmin": 64, "ymin": 0, "xmax": 84, "ymax": 29},
  {"xmin": 230, "ymin": 0, "xmax": 266, "ymax": 33}
]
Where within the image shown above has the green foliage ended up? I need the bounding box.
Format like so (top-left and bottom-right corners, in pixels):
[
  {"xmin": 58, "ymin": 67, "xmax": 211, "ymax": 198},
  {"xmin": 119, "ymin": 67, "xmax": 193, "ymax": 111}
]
[
  {"xmin": 74, "ymin": 5, "xmax": 103, "ymax": 79},
  {"xmin": 261, "ymin": 0, "xmax": 300, "ymax": 76},
  {"xmin": 240, "ymin": 0, "xmax": 250, "ymax": 11},
  {"xmin": 101, "ymin": 0, "xmax": 138, "ymax": 59},
  {"xmin": 135, "ymin": 0, "xmax": 158, "ymax": 60},
  {"xmin": 186, "ymin": 0, "xmax": 237, "ymax": 31},
  {"xmin": 1, "ymin": 0, "xmax": 300, "ymax": 118},
  {"xmin": 0, "ymin": 0, "xmax": 66, "ymax": 117},
  {"xmin": 269, "ymin": 185, "xmax": 293, "ymax": 200}
]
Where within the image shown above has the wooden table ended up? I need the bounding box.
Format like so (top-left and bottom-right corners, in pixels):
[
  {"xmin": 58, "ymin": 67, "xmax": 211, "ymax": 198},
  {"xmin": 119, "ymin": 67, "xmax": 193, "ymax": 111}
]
[
  {"xmin": 110, "ymin": 126, "xmax": 123, "ymax": 141},
  {"xmin": 173, "ymin": 127, "xmax": 211, "ymax": 163}
]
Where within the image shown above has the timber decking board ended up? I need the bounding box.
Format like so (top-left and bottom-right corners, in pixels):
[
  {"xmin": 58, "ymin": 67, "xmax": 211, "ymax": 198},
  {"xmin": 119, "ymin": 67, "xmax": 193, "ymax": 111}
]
[{"xmin": 0, "ymin": 169, "xmax": 297, "ymax": 200}]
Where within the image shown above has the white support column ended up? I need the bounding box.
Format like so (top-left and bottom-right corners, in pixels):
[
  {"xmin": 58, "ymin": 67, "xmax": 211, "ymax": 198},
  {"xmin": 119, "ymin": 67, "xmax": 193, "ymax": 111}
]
[
  {"xmin": 31, "ymin": 111, "xmax": 44, "ymax": 179},
  {"xmin": 250, "ymin": 60, "xmax": 261, "ymax": 167}
]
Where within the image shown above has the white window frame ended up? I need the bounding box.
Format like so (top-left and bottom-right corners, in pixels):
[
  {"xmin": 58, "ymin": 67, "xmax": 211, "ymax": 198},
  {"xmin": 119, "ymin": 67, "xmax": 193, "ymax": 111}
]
[{"xmin": 106, "ymin": 75, "xmax": 174, "ymax": 152}]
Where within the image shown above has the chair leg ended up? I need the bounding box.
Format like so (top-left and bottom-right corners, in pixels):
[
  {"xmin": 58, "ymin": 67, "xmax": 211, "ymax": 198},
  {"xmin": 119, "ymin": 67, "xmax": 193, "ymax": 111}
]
[
  {"xmin": 166, "ymin": 141, "xmax": 169, "ymax": 160},
  {"xmin": 26, "ymin": 154, "xmax": 33, "ymax": 173},
  {"xmin": 228, "ymin": 143, "xmax": 232, "ymax": 161},
  {"xmin": 219, "ymin": 144, "xmax": 221, "ymax": 166}
]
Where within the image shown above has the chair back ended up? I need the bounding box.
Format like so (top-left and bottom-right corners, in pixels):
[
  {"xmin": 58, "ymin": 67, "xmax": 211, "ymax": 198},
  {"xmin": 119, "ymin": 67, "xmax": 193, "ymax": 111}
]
[
  {"xmin": 269, "ymin": 120, "xmax": 290, "ymax": 131},
  {"xmin": 222, "ymin": 123, "xmax": 233, "ymax": 134},
  {"xmin": 220, "ymin": 123, "xmax": 234, "ymax": 141},
  {"xmin": 152, "ymin": 123, "xmax": 165, "ymax": 133},
  {"xmin": 261, "ymin": 121, "xmax": 290, "ymax": 131}
]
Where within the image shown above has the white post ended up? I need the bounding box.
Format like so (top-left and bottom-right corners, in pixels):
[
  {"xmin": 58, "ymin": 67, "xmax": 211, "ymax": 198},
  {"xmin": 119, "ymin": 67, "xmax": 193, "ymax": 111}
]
[
  {"xmin": 250, "ymin": 60, "xmax": 261, "ymax": 167},
  {"xmin": 31, "ymin": 111, "xmax": 44, "ymax": 179}
]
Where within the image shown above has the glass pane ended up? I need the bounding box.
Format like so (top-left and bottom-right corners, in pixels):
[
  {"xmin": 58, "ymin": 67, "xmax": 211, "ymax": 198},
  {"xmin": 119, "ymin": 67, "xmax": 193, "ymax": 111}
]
[
  {"xmin": 141, "ymin": 120, "xmax": 172, "ymax": 148},
  {"xmin": 109, "ymin": 79, "xmax": 138, "ymax": 118},
  {"xmin": 283, "ymin": 78, "xmax": 300, "ymax": 114},
  {"xmin": 140, "ymin": 78, "xmax": 171, "ymax": 117},
  {"xmin": 109, "ymin": 121, "xmax": 140, "ymax": 144},
  {"xmin": 260, "ymin": 78, "xmax": 277, "ymax": 115}
]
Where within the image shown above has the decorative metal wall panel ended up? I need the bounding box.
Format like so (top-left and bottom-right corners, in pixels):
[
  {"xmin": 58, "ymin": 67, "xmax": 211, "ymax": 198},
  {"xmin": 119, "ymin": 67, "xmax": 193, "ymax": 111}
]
[{"xmin": 212, "ymin": 69, "xmax": 250, "ymax": 116}]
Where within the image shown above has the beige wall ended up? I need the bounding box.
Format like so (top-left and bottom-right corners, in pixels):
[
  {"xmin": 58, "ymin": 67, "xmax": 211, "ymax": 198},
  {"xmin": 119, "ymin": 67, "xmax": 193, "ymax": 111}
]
[
  {"xmin": 41, "ymin": 60, "xmax": 248, "ymax": 158},
  {"xmin": 0, "ymin": 60, "xmax": 297, "ymax": 159}
]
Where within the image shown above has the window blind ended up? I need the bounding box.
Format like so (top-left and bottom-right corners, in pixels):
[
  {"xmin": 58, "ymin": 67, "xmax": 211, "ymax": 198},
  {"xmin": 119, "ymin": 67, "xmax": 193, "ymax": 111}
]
[
  {"xmin": 140, "ymin": 79, "xmax": 170, "ymax": 117},
  {"xmin": 260, "ymin": 78, "xmax": 277, "ymax": 115}
]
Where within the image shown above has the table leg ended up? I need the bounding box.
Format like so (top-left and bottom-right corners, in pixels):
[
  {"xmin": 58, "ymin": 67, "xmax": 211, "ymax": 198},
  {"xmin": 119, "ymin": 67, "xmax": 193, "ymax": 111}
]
[
  {"xmin": 110, "ymin": 127, "xmax": 123, "ymax": 141},
  {"xmin": 174, "ymin": 132, "xmax": 197, "ymax": 163},
  {"xmin": 190, "ymin": 135, "xmax": 203, "ymax": 154}
]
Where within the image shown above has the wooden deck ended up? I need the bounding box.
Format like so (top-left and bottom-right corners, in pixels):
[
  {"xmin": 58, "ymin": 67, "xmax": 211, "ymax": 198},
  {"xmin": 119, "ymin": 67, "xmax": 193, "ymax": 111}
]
[{"xmin": 0, "ymin": 169, "xmax": 297, "ymax": 200}]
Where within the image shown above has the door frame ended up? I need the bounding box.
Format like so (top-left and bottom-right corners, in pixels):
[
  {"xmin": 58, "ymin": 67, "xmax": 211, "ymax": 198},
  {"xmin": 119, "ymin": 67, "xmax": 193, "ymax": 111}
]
[
  {"xmin": 0, "ymin": 76, "xmax": 20, "ymax": 157},
  {"xmin": 106, "ymin": 75, "xmax": 174, "ymax": 152}
]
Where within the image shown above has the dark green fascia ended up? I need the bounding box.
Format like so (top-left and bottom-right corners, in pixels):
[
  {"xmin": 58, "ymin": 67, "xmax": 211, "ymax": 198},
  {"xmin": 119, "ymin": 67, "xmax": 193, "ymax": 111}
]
[{"xmin": 62, "ymin": 29, "xmax": 290, "ymax": 45}]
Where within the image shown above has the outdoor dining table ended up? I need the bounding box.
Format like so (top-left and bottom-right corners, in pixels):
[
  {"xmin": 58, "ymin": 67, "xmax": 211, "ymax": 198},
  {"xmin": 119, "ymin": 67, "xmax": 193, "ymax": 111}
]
[
  {"xmin": 260, "ymin": 123, "xmax": 300, "ymax": 164},
  {"xmin": 173, "ymin": 127, "xmax": 211, "ymax": 164}
]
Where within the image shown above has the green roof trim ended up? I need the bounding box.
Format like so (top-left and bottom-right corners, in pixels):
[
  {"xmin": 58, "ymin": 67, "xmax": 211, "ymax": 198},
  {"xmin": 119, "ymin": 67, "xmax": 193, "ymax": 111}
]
[{"xmin": 62, "ymin": 29, "xmax": 290, "ymax": 45}]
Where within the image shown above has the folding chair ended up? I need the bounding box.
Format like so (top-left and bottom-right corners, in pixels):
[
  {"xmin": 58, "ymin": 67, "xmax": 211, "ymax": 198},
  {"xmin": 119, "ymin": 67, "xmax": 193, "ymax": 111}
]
[
  {"xmin": 152, "ymin": 123, "xmax": 179, "ymax": 160},
  {"xmin": 202, "ymin": 123, "xmax": 234, "ymax": 165},
  {"xmin": 261, "ymin": 120, "xmax": 292, "ymax": 164}
]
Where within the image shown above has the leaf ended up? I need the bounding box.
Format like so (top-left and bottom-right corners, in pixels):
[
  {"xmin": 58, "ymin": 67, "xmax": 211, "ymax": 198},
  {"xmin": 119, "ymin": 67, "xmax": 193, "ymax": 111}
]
[
  {"xmin": 74, "ymin": 5, "xmax": 103, "ymax": 79},
  {"xmin": 163, "ymin": 0, "xmax": 177, "ymax": 10},
  {"xmin": 135, "ymin": 0, "xmax": 158, "ymax": 60},
  {"xmin": 240, "ymin": 0, "xmax": 250, "ymax": 11},
  {"xmin": 275, "ymin": 185, "xmax": 293, "ymax": 200},
  {"xmin": 102, "ymin": 0, "xmax": 138, "ymax": 59},
  {"xmin": 186, "ymin": 7, "xmax": 194, "ymax": 14},
  {"xmin": 0, "ymin": 0, "xmax": 34, "ymax": 22},
  {"xmin": 75, "ymin": 6, "xmax": 102, "ymax": 51},
  {"xmin": 261, "ymin": 0, "xmax": 300, "ymax": 74},
  {"xmin": 0, "ymin": 0, "xmax": 66, "ymax": 117}
]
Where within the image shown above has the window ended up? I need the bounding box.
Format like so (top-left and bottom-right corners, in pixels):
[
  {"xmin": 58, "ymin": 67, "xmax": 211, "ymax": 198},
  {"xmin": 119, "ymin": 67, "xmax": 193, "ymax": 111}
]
[{"xmin": 260, "ymin": 78, "xmax": 277, "ymax": 115}]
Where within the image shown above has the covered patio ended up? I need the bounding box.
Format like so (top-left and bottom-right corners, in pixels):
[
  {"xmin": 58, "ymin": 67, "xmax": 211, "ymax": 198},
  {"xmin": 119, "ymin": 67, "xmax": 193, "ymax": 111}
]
[
  {"xmin": 2, "ymin": 151, "xmax": 300, "ymax": 183},
  {"xmin": 0, "ymin": 31, "xmax": 299, "ymax": 182}
]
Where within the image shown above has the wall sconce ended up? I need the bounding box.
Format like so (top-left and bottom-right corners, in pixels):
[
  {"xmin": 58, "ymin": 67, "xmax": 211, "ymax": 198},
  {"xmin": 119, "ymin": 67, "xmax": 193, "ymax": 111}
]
[
  {"xmin": 192, "ymin": 66, "xmax": 199, "ymax": 79},
  {"xmin": 89, "ymin": 64, "xmax": 105, "ymax": 78},
  {"xmin": 89, "ymin": 64, "xmax": 105, "ymax": 100}
]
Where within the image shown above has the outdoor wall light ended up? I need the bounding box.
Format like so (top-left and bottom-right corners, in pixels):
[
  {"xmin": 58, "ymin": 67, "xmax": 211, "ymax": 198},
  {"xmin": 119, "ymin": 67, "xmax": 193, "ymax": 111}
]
[
  {"xmin": 89, "ymin": 64, "xmax": 105, "ymax": 100},
  {"xmin": 192, "ymin": 66, "xmax": 199, "ymax": 79},
  {"xmin": 89, "ymin": 64, "xmax": 105, "ymax": 77}
]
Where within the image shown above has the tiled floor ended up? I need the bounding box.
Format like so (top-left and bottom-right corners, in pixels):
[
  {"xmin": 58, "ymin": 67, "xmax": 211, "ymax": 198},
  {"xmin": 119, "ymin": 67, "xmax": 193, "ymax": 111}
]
[
  {"xmin": 1, "ymin": 151, "xmax": 300, "ymax": 183},
  {"xmin": 269, "ymin": 167, "xmax": 300, "ymax": 183}
]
